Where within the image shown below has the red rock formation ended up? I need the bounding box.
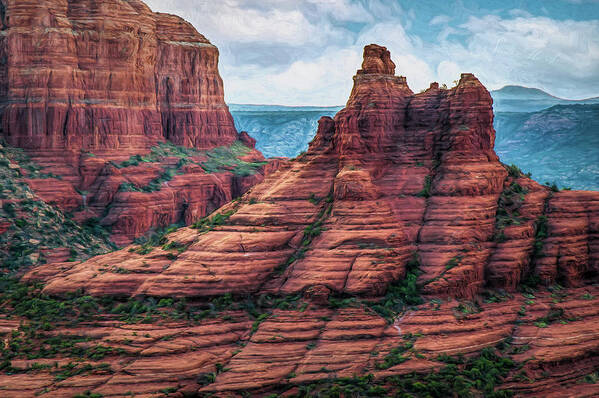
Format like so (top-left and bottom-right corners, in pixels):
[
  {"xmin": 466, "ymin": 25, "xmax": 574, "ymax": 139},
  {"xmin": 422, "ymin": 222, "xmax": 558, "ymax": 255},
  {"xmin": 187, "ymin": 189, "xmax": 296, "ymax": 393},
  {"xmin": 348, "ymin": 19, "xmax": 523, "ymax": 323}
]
[
  {"xmin": 24, "ymin": 44, "xmax": 598, "ymax": 299},
  {"xmin": 12, "ymin": 42, "xmax": 599, "ymax": 398},
  {"xmin": 0, "ymin": 0, "xmax": 276, "ymax": 244},
  {"xmin": 3, "ymin": 284, "xmax": 599, "ymax": 396},
  {"xmin": 28, "ymin": 44, "xmax": 599, "ymax": 301},
  {"xmin": 0, "ymin": 0, "xmax": 237, "ymax": 153},
  {"xmin": 80, "ymin": 150, "xmax": 282, "ymax": 246}
]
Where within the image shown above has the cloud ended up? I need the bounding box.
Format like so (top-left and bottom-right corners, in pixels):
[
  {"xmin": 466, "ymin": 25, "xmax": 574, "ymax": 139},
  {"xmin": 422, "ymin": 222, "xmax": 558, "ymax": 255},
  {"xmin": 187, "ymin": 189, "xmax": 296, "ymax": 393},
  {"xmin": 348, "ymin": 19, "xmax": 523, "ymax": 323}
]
[
  {"xmin": 304, "ymin": 0, "xmax": 374, "ymax": 22},
  {"xmin": 144, "ymin": 1, "xmax": 599, "ymax": 104},
  {"xmin": 354, "ymin": 23, "xmax": 436, "ymax": 90},
  {"xmin": 439, "ymin": 16, "xmax": 599, "ymax": 98},
  {"xmin": 145, "ymin": 0, "xmax": 351, "ymax": 47},
  {"xmin": 226, "ymin": 14, "xmax": 599, "ymax": 104},
  {"xmin": 430, "ymin": 15, "xmax": 451, "ymax": 25},
  {"xmin": 222, "ymin": 47, "xmax": 361, "ymax": 106}
]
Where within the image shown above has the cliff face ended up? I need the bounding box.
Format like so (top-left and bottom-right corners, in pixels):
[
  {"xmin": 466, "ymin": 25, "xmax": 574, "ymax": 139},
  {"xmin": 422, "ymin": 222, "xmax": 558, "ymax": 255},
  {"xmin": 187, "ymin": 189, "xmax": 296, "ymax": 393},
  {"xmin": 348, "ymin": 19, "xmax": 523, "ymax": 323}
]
[
  {"xmin": 12, "ymin": 43, "xmax": 599, "ymax": 398},
  {"xmin": 0, "ymin": 0, "xmax": 274, "ymax": 244},
  {"xmin": 0, "ymin": 0, "xmax": 237, "ymax": 153}
]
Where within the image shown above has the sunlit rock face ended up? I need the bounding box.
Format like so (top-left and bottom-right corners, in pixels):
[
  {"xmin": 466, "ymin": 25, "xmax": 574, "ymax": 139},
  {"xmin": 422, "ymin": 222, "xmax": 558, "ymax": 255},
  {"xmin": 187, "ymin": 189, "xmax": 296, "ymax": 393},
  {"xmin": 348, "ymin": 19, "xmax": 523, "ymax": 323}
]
[
  {"xmin": 29, "ymin": 44, "xmax": 599, "ymax": 300},
  {"xmin": 0, "ymin": 0, "xmax": 238, "ymax": 153},
  {"xmin": 0, "ymin": 0, "xmax": 277, "ymax": 244},
  {"xmin": 13, "ymin": 36, "xmax": 599, "ymax": 398}
]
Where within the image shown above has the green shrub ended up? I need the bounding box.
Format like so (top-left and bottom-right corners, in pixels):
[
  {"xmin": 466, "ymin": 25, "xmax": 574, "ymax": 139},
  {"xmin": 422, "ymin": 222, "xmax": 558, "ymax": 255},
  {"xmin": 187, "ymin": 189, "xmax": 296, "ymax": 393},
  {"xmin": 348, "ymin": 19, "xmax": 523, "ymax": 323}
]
[
  {"xmin": 367, "ymin": 253, "xmax": 424, "ymax": 322},
  {"xmin": 295, "ymin": 348, "xmax": 515, "ymax": 397},
  {"xmin": 118, "ymin": 182, "xmax": 141, "ymax": 192},
  {"xmin": 201, "ymin": 141, "xmax": 266, "ymax": 176},
  {"xmin": 506, "ymin": 164, "xmax": 523, "ymax": 178},
  {"xmin": 2, "ymin": 201, "xmax": 16, "ymax": 217},
  {"xmin": 376, "ymin": 335, "xmax": 417, "ymax": 370},
  {"xmin": 162, "ymin": 240, "xmax": 186, "ymax": 251},
  {"xmin": 416, "ymin": 175, "xmax": 432, "ymax": 198},
  {"xmin": 191, "ymin": 210, "xmax": 235, "ymax": 233},
  {"xmin": 545, "ymin": 182, "xmax": 560, "ymax": 192},
  {"xmin": 74, "ymin": 392, "xmax": 103, "ymax": 398},
  {"xmin": 445, "ymin": 255, "xmax": 463, "ymax": 271},
  {"xmin": 274, "ymin": 204, "xmax": 331, "ymax": 275}
]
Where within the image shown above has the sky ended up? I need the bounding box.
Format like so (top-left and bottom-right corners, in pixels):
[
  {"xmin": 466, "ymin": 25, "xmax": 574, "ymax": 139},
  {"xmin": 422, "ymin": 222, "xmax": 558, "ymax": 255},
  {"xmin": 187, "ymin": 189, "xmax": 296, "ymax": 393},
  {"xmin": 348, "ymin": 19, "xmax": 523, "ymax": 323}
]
[{"xmin": 145, "ymin": 0, "xmax": 599, "ymax": 106}]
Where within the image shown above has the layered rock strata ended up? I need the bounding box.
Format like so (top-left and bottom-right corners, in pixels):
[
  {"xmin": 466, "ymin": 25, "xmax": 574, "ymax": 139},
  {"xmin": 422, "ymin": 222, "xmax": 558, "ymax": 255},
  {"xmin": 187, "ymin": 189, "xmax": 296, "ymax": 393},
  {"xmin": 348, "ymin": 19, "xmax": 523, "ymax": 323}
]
[
  {"xmin": 0, "ymin": 0, "xmax": 237, "ymax": 152},
  {"xmin": 12, "ymin": 42, "xmax": 599, "ymax": 398},
  {"xmin": 3, "ymin": 287, "xmax": 599, "ymax": 396},
  {"xmin": 28, "ymin": 44, "xmax": 599, "ymax": 299},
  {"xmin": 0, "ymin": 0, "xmax": 275, "ymax": 244}
]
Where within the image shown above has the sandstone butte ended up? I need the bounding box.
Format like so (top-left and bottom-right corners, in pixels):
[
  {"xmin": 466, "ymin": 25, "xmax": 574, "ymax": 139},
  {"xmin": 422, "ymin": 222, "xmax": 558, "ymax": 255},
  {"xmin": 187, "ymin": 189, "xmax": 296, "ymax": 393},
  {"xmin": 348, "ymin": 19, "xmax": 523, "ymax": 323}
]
[
  {"xmin": 8, "ymin": 43, "xmax": 598, "ymax": 397},
  {"xmin": 0, "ymin": 0, "xmax": 278, "ymax": 247}
]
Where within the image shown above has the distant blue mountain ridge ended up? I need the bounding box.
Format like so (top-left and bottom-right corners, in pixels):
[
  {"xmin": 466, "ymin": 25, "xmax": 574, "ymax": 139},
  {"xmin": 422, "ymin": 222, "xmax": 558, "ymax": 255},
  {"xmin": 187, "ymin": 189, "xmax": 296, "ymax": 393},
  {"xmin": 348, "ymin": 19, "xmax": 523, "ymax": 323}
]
[
  {"xmin": 491, "ymin": 85, "xmax": 599, "ymax": 113},
  {"xmin": 229, "ymin": 86, "xmax": 599, "ymax": 191}
]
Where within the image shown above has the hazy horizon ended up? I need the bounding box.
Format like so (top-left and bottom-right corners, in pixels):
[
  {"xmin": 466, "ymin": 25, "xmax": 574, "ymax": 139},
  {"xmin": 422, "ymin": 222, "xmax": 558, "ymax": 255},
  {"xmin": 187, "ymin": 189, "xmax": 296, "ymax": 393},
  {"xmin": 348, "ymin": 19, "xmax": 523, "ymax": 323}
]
[{"xmin": 226, "ymin": 84, "xmax": 599, "ymax": 107}]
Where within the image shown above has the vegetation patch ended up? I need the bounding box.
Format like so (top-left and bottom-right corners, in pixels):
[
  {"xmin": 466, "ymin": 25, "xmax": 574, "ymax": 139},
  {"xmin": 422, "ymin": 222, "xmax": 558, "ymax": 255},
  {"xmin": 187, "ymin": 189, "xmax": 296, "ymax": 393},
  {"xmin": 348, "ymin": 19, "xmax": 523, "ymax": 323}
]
[
  {"xmin": 274, "ymin": 201, "xmax": 332, "ymax": 275},
  {"xmin": 0, "ymin": 275, "xmax": 308, "ymax": 331},
  {"xmin": 445, "ymin": 255, "xmax": 463, "ymax": 271},
  {"xmin": 416, "ymin": 175, "xmax": 433, "ymax": 198},
  {"xmin": 533, "ymin": 215, "xmax": 548, "ymax": 257},
  {"xmin": 0, "ymin": 141, "xmax": 62, "ymax": 179},
  {"xmin": 192, "ymin": 210, "xmax": 236, "ymax": 233},
  {"xmin": 544, "ymin": 181, "xmax": 561, "ymax": 192},
  {"xmin": 366, "ymin": 253, "xmax": 424, "ymax": 323},
  {"xmin": 533, "ymin": 306, "xmax": 580, "ymax": 328},
  {"xmin": 290, "ymin": 348, "xmax": 516, "ymax": 397},
  {"xmin": 132, "ymin": 224, "xmax": 182, "ymax": 255},
  {"xmin": 453, "ymin": 301, "xmax": 482, "ymax": 320},
  {"xmin": 505, "ymin": 164, "xmax": 531, "ymax": 179},
  {"xmin": 114, "ymin": 141, "xmax": 266, "ymax": 193},
  {"xmin": 375, "ymin": 334, "xmax": 418, "ymax": 370},
  {"xmin": 482, "ymin": 290, "xmax": 513, "ymax": 304},
  {"xmin": 0, "ymin": 143, "xmax": 115, "ymax": 270},
  {"xmin": 494, "ymin": 182, "xmax": 529, "ymax": 242},
  {"xmin": 202, "ymin": 141, "xmax": 267, "ymax": 176}
]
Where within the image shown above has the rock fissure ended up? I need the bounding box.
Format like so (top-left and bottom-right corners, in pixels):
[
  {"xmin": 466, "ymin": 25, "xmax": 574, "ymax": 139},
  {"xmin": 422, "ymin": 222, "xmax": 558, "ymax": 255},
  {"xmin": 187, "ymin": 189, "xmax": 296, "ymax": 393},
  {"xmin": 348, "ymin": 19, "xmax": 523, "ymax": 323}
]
[
  {"xmin": 342, "ymin": 254, "xmax": 360, "ymax": 291},
  {"xmin": 273, "ymin": 199, "xmax": 336, "ymax": 291}
]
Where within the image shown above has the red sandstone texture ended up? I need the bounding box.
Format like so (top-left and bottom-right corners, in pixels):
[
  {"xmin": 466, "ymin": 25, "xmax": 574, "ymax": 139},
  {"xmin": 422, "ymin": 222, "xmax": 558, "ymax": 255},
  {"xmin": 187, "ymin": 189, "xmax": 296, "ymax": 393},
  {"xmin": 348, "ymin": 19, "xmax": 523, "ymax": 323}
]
[
  {"xmin": 3, "ymin": 287, "xmax": 599, "ymax": 397},
  {"xmin": 28, "ymin": 44, "xmax": 599, "ymax": 299},
  {"xmin": 0, "ymin": 0, "xmax": 237, "ymax": 152},
  {"xmin": 0, "ymin": 0, "xmax": 276, "ymax": 244},
  {"xmin": 15, "ymin": 44, "xmax": 599, "ymax": 396}
]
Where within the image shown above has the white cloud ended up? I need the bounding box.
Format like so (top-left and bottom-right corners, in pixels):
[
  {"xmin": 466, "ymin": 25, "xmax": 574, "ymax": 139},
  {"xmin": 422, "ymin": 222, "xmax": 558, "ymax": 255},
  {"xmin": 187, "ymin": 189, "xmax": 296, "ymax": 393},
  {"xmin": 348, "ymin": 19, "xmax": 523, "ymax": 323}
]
[
  {"xmin": 222, "ymin": 47, "xmax": 361, "ymax": 105},
  {"xmin": 430, "ymin": 15, "xmax": 451, "ymax": 25},
  {"xmin": 438, "ymin": 16, "xmax": 599, "ymax": 98},
  {"xmin": 436, "ymin": 61, "xmax": 462, "ymax": 86},
  {"xmin": 144, "ymin": 0, "xmax": 352, "ymax": 47},
  {"xmin": 228, "ymin": 15, "xmax": 599, "ymax": 103},
  {"xmin": 304, "ymin": 0, "xmax": 374, "ymax": 22},
  {"xmin": 144, "ymin": 1, "xmax": 599, "ymax": 103}
]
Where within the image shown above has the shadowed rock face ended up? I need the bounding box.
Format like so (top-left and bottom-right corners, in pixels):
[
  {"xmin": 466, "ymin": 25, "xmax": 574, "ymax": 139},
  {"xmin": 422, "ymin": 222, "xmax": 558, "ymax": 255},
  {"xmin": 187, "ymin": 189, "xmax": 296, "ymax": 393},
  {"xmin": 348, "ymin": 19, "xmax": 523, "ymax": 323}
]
[
  {"xmin": 27, "ymin": 44, "xmax": 599, "ymax": 300},
  {"xmin": 0, "ymin": 0, "xmax": 276, "ymax": 244}
]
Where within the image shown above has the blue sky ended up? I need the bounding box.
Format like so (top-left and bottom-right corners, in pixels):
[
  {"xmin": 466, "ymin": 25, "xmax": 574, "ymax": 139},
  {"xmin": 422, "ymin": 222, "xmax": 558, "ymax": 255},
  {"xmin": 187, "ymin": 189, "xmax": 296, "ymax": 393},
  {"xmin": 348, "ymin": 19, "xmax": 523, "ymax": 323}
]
[{"xmin": 146, "ymin": 0, "xmax": 599, "ymax": 105}]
